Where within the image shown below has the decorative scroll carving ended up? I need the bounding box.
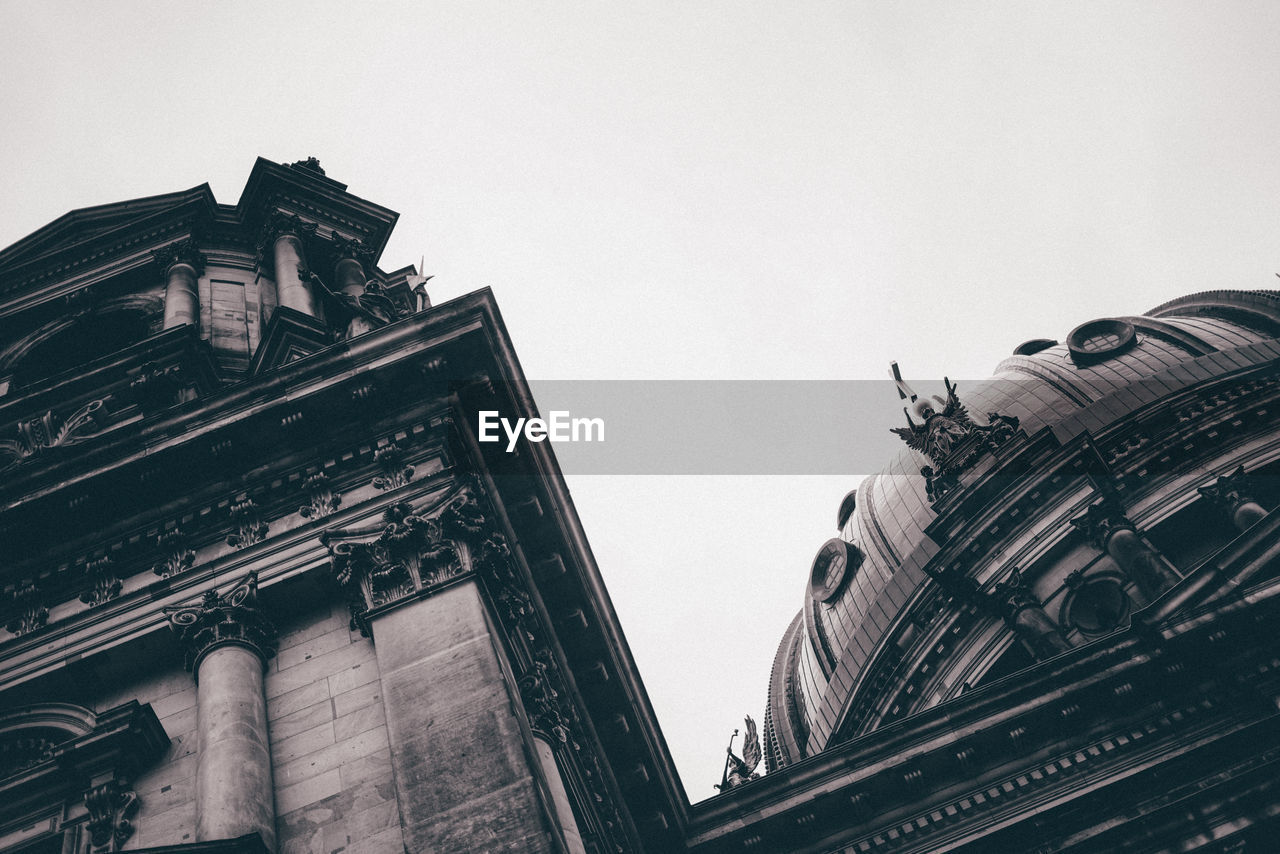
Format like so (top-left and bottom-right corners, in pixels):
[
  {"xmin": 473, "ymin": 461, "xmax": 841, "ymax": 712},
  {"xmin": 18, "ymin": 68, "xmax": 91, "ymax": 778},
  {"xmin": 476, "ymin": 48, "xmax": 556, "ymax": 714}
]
[
  {"xmin": 165, "ymin": 571, "xmax": 278, "ymax": 672},
  {"xmin": 226, "ymin": 499, "xmax": 269, "ymax": 549},
  {"xmin": 888, "ymin": 366, "xmax": 1022, "ymax": 503},
  {"xmin": 152, "ymin": 238, "xmax": 206, "ymax": 276},
  {"xmin": 371, "ymin": 443, "xmax": 415, "ymax": 491},
  {"xmin": 519, "ymin": 661, "xmax": 571, "ymax": 744},
  {"xmin": 299, "ymin": 472, "xmax": 342, "ymax": 520},
  {"xmin": 79, "ymin": 555, "xmax": 123, "ymax": 607},
  {"xmin": 0, "ymin": 399, "xmax": 111, "ymax": 472},
  {"xmin": 84, "ymin": 779, "xmax": 139, "ymax": 853},
  {"xmin": 5, "ymin": 581, "xmax": 48, "ymax": 637},
  {"xmin": 152, "ymin": 527, "xmax": 195, "ymax": 579},
  {"xmin": 324, "ymin": 489, "xmax": 492, "ymax": 634}
]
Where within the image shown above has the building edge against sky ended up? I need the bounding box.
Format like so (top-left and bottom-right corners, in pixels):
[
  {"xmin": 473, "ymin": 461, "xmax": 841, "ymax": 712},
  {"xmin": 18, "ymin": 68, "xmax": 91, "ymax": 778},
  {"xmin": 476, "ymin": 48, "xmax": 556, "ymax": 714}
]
[{"xmin": 0, "ymin": 158, "xmax": 1275, "ymax": 852}]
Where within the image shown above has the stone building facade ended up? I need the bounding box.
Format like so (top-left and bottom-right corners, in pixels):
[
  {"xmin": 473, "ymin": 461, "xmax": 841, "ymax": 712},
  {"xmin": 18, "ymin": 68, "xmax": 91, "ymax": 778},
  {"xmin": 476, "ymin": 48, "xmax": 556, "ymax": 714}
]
[{"xmin": 0, "ymin": 158, "xmax": 1276, "ymax": 853}]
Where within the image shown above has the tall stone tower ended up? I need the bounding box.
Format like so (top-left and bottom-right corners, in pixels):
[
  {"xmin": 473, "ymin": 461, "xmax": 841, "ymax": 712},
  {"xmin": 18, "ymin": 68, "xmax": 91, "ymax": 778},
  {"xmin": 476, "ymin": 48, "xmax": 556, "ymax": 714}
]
[{"xmin": 0, "ymin": 158, "xmax": 685, "ymax": 853}]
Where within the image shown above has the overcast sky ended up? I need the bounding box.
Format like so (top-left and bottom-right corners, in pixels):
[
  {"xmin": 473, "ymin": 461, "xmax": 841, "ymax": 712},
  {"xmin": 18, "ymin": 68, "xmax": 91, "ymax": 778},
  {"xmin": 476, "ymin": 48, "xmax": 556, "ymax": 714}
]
[{"xmin": 4, "ymin": 2, "xmax": 1280, "ymax": 801}]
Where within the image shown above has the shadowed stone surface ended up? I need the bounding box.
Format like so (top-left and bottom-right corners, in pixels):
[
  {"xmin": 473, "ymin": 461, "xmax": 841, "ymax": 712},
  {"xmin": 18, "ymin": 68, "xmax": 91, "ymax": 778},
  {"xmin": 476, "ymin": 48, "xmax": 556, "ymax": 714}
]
[{"xmin": 372, "ymin": 581, "xmax": 555, "ymax": 853}]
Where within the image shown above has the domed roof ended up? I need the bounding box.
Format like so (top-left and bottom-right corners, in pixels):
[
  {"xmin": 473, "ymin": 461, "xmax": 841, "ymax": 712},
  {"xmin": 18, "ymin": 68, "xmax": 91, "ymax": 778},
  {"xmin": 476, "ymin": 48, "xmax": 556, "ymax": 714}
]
[{"xmin": 765, "ymin": 290, "xmax": 1280, "ymax": 769}]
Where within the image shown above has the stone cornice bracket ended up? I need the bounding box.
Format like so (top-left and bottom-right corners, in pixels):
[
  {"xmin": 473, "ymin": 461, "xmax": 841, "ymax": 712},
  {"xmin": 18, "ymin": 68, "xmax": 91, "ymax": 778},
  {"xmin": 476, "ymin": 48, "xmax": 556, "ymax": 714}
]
[
  {"xmin": 79, "ymin": 554, "xmax": 123, "ymax": 608},
  {"xmin": 299, "ymin": 472, "xmax": 342, "ymax": 520},
  {"xmin": 84, "ymin": 778, "xmax": 139, "ymax": 853},
  {"xmin": 5, "ymin": 580, "xmax": 48, "ymax": 637},
  {"xmin": 152, "ymin": 526, "xmax": 195, "ymax": 579},
  {"xmin": 165, "ymin": 571, "xmax": 278, "ymax": 674},
  {"xmin": 151, "ymin": 238, "xmax": 206, "ymax": 277},
  {"xmin": 226, "ymin": 499, "xmax": 269, "ymax": 549},
  {"xmin": 1069, "ymin": 496, "xmax": 1136, "ymax": 552},
  {"xmin": 371, "ymin": 443, "xmax": 415, "ymax": 490}
]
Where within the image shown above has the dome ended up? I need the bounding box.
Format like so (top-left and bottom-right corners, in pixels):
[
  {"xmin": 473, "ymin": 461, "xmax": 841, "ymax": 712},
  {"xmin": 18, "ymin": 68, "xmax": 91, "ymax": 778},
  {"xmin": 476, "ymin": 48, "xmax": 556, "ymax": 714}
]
[{"xmin": 765, "ymin": 290, "xmax": 1280, "ymax": 769}]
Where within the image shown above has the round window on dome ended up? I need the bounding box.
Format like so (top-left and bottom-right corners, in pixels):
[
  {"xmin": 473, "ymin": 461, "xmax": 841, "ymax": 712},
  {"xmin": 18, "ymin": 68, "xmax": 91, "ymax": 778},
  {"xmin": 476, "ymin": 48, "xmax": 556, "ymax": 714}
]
[
  {"xmin": 809, "ymin": 538, "xmax": 862, "ymax": 603},
  {"xmin": 1066, "ymin": 318, "xmax": 1137, "ymax": 366}
]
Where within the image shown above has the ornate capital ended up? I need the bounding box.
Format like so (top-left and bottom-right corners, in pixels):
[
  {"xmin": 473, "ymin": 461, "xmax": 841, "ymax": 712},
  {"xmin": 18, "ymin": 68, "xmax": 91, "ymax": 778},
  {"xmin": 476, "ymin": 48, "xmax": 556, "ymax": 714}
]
[
  {"xmin": 1198, "ymin": 465, "xmax": 1256, "ymax": 512},
  {"xmin": 84, "ymin": 779, "xmax": 138, "ymax": 853},
  {"xmin": 324, "ymin": 486, "xmax": 506, "ymax": 634},
  {"xmin": 330, "ymin": 234, "xmax": 374, "ymax": 267},
  {"xmin": 166, "ymin": 571, "xmax": 278, "ymax": 672},
  {"xmin": 259, "ymin": 210, "xmax": 316, "ymax": 247},
  {"xmin": 1069, "ymin": 497, "xmax": 1135, "ymax": 551},
  {"xmin": 152, "ymin": 238, "xmax": 206, "ymax": 277}
]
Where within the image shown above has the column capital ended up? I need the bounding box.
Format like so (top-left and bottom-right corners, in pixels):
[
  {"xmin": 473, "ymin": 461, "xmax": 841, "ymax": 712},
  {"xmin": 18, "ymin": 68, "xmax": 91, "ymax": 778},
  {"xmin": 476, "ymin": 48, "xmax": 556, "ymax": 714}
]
[
  {"xmin": 1198, "ymin": 465, "xmax": 1257, "ymax": 512},
  {"xmin": 152, "ymin": 238, "xmax": 206, "ymax": 277},
  {"xmin": 258, "ymin": 209, "xmax": 317, "ymax": 246},
  {"xmin": 1069, "ymin": 497, "xmax": 1135, "ymax": 550},
  {"xmin": 324, "ymin": 482, "xmax": 509, "ymax": 634},
  {"xmin": 166, "ymin": 571, "xmax": 278, "ymax": 673}
]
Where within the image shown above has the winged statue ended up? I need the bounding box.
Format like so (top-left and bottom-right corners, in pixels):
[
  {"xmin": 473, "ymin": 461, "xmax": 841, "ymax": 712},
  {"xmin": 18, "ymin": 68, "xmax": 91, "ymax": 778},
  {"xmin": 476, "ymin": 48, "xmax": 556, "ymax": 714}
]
[
  {"xmin": 716, "ymin": 715, "xmax": 762, "ymax": 790},
  {"xmin": 889, "ymin": 377, "xmax": 974, "ymax": 465}
]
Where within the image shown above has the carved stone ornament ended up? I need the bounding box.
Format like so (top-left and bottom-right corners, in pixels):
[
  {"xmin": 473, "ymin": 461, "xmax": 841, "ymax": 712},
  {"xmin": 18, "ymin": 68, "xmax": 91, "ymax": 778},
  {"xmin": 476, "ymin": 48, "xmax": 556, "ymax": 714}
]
[
  {"xmin": 226, "ymin": 499, "xmax": 269, "ymax": 549},
  {"xmin": 165, "ymin": 571, "xmax": 278, "ymax": 672},
  {"xmin": 79, "ymin": 555, "xmax": 123, "ymax": 608},
  {"xmin": 299, "ymin": 472, "xmax": 342, "ymax": 520},
  {"xmin": 5, "ymin": 580, "xmax": 48, "ymax": 637},
  {"xmin": 152, "ymin": 526, "xmax": 195, "ymax": 579},
  {"xmin": 84, "ymin": 779, "xmax": 139, "ymax": 853},
  {"xmin": 290, "ymin": 156, "xmax": 326, "ymax": 175},
  {"xmin": 1198, "ymin": 465, "xmax": 1256, "ymax": 512},
  {"xmin": 151, "ymin": 238, "xmax": 206, "ymax": 276},
  {"xmin": 519, "ymin": 661, "xmax": 572, "ymax": 744},
  {"xmin": 371, "ymin": 443, "xmax": 415, "ymax": 491},
  {"xmin": 324, "ymin": 486, "xmax": 506, "ymax": 634},
  {"xmin": 1069, "ymin": 497, "xmax": 1136, "ymax": 551},
  {"xmin": 256, "ymin": 210, "xmax": 318, "ymax": 260},
  {"xmin": 0, "ymin": 730, "xmax": 60, "ymax": 778},
  {"xmin": 887, "ymin": 366, "xmax": 1021, "ymax": 504},
  {"xmin": 0, "ymin": 399, "xmax": 111, "ymax": 473}
]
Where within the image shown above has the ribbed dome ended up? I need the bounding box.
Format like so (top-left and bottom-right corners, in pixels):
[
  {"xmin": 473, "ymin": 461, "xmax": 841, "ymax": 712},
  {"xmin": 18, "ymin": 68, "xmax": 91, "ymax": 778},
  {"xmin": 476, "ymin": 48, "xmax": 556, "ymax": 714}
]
[{"xmin": 765, "ymin": 290, "xmax": 1280, "ymax": 769}]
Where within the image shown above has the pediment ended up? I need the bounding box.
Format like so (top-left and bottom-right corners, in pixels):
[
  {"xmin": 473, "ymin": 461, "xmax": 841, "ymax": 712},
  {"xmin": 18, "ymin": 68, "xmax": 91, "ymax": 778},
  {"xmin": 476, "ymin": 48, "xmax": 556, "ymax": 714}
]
[{"xmin": 0, "ymin": 185, "xmax": 215, "ymax": 274}]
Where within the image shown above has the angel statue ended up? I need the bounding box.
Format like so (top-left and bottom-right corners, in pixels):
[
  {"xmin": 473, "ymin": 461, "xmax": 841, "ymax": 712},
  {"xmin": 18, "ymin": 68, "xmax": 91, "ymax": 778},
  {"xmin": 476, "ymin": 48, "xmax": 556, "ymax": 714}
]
[
  {"xmin": 889, "ymin": 374, "xmax": 975, "ymax": 466},
  {"xmin": 716, "ymin": 716, "xmax": 762, "ymax": 791}
]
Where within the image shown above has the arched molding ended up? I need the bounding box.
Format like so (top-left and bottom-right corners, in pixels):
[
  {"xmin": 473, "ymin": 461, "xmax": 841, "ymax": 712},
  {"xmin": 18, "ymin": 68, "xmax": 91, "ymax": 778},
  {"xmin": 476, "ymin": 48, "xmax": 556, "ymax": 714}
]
[{"xmin": 0, "ymin": 294, "xmax": 165, "ymax": 379}]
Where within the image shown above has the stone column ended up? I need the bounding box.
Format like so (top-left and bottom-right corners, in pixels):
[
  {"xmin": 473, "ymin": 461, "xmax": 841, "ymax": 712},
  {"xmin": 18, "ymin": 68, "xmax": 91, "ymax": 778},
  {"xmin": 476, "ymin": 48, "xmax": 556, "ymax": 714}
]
[
  {"xmin": 167, "ymin": 572, "xmax": 279, "ymax": 850},
  {"xmin": 1071, "ymin": 498, "xmax": 1180, "ymax": 603},
  {"xmin": 261, "ymin": 213, "xmax": 318, "ymax": 318},
  {"xmin": 153, "ymin": 239, "xmax": 205, "ymax": 329},
  {"xmin": 1199, "ymin": 465, "xmax": 1268, "ymax": 531},
  {"xmin": 332, "ymin": 238, "xmax": 374, "ymax": 338},
  {"xmin": 325, "ymin": 488, "xmax": 560, "ymax": 853},
  {"xmin": 520, "ymin": 664, "xmax": 587, "ymax": 854},
  {"xmin": 992, "ymin": 569, "xmax": 1070, "ymax": 660}
]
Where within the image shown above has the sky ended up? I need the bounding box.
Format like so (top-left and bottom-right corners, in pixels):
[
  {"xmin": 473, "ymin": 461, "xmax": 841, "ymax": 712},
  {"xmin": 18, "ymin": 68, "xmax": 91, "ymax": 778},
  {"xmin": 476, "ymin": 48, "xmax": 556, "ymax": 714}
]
[{"xmin": 3, "ymin": 1, "xmax": 1280, "ymax": 801}]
